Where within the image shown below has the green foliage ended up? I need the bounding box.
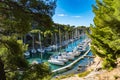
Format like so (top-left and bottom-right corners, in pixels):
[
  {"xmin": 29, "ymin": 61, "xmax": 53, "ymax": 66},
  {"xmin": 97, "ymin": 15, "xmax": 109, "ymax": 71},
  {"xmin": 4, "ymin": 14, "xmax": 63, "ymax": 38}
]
[
  {"xmin": 102, "ymin": 57, "xmax": 116, "ymax": 70},
  {"xmin": 0, "ymin": 0, "xmax": 56, "ymax": 30},
  {"xmin": 78, "ymin": 71, "xmax": 91, "ymax": 77},
  {"xmin": 17, "ymin": 40, "xmax": 28, "ymax": 52},
  {"xmin": 0, "ymin": 38, "xmax": 52, "ymax": 79},
  {"xmin": 0, "ymin": 0, "xmax": 56, "ymax": 80},
  {"xmin": 44, "ymin": 30, "xmax": 53, "ymax": 37},
  {"xmin": 0, "ymin": 39, "xmax": 28, "ymax": 80},
  {"xmin": 30, "ymin": 29, "xmax": 41, "ymax": 34},
  {"xmin": 20, "ymin": 63, "xmax": 52, "ymax": 80},
  {"xmin": 0, "ymin": 47, "xmax": 7, "ymax": 56},
  {"xmin": 89, "ymin": 0, "xmax": 120, "ymax": 70},
  {"xmin": 52, "ymin": 73, "xmax": 74, "ymax": 80}
]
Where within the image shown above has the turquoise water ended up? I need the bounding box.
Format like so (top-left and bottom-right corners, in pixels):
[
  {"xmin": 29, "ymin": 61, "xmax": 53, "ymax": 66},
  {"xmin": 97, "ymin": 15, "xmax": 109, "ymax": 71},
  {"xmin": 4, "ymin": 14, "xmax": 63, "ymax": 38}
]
[
  {"xmin": 27, "ymin": 58, "xmax": 41, "ymax": 64},
  {"xmin": 65, "ymin": 38, "xmax": 82, "ymax": 52},
  {"xmin": 27, "ymin": 36, "xmax": 91, "ymax": 71}
]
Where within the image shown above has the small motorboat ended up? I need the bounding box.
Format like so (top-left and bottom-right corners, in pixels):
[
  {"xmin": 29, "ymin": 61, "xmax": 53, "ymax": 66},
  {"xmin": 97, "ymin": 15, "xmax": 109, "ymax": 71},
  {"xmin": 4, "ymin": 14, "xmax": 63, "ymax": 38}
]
[
  {"xmin": 56, "ymin": 56, "xmax": 68, "ymax": 62},
  {"xmin": 24, "ymin": 51, "xmax": 30, "ymax": 58},
  {"xmin": 77, "ymin": 47, "xmax": 86, "ymax": 52},
  {"xmin": 67, "ymin": 52, "xmax": 75, "ymax": 57},
  {"xmin": 37, "ymin": 48, "xmax": 45, "ymax": 53},
  {"xmin": 45, "ymin": 47, "xmax": 52, "ymax": 52},
  {"xmin": 31, "ymin": 48, "xmax": 37, "ymax": 53},
  {"xmin": 50, "ymin": 45, "xmax": 59, "ymax": 50},
  {"xmin": 50, "ymin": 55, "xmax": 68, "ymax": 63},
  {"xmin": 74, "ymin": 51, "xmax": 81, "ymax": 56},
  {"xmin": 61, "ymin": 52, "xmax": 74, "ymax": 60},
  {"xmin": 48, "ymin": 59, "xmax": 64, "ymax": 65}
]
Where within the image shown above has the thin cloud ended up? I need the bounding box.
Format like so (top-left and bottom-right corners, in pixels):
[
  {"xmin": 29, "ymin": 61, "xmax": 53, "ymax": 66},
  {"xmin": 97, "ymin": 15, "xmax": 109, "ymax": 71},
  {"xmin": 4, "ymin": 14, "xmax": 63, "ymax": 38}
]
[
  {"xmin": 57, "ymin": 14, "xmax": 67, "ymax": 17},
  {"xmin": 72, "ymin": 16, "xmax": 82, "ymax": 18}
]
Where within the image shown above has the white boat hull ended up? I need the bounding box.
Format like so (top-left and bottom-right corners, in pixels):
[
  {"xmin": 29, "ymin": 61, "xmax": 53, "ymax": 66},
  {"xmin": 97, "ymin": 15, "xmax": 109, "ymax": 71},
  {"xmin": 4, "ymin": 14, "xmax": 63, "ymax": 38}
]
[
  {"xmin": 48, "ymin": 59, "xmax": 64, "ymax": 65},
  {"xmin": 31, "ymin": 49, "xmax": 37, "ymax": 53},
  {"xmin": 37, "ymin": 49, "xmax": 45, "ymax": 53}
]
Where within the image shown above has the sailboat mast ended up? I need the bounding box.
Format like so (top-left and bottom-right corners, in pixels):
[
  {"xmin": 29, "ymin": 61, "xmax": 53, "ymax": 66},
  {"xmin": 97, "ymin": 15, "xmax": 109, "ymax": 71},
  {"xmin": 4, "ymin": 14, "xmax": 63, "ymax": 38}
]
[
  {"xmin": 38, "ymin": 32, "xmax": 42, "ymax": 49},
  {"xmin": 32, "ymin": 35, "xmax": 35, "ymax": 49},
  {"xmin": 59, "ymin": 27, "xmax": 62, "ymax": 53},
  {"xmin": 55, "ymin": 33, "xmax": 57, "ymax": 52}
]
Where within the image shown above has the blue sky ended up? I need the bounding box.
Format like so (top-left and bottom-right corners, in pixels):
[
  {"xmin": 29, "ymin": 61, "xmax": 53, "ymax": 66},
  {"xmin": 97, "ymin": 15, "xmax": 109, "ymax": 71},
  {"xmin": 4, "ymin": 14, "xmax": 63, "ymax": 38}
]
[{"xmin": 52, "ymin": 0, "xmax": 96, "ymax": 27}]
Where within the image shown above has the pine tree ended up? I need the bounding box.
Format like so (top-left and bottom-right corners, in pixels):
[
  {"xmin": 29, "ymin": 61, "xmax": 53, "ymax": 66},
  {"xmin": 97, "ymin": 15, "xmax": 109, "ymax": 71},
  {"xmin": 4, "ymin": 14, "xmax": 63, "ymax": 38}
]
[
  {"xmin": 89, "ymin": 0, "xmax": 120, "ymax": 69},
  {"xmin": 0, "ymin": 0, "xmax": 56, "ymax": 79}
]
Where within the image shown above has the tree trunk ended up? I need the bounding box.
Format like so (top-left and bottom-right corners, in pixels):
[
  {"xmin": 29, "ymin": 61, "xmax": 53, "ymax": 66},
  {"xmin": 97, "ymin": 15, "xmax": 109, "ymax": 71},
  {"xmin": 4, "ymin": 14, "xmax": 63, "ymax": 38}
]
[{"xmin": 0, "ymin": 57, "xmax": 6, "ymax": 80}]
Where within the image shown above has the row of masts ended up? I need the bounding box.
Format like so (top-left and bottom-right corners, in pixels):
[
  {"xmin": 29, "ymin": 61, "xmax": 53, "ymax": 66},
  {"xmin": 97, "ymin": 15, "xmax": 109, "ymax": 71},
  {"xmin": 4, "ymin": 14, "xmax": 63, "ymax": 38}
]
[{"xmin": 24, "ymin": 28, "xmax": 86, "ymax": 59}]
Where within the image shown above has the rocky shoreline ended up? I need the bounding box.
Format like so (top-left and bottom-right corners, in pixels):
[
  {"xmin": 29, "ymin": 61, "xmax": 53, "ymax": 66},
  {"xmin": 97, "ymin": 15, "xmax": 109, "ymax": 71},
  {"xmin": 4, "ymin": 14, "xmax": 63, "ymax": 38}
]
[{"xmin": 59, "ymin": 56, "xmax": 120, "ymax": 80}]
